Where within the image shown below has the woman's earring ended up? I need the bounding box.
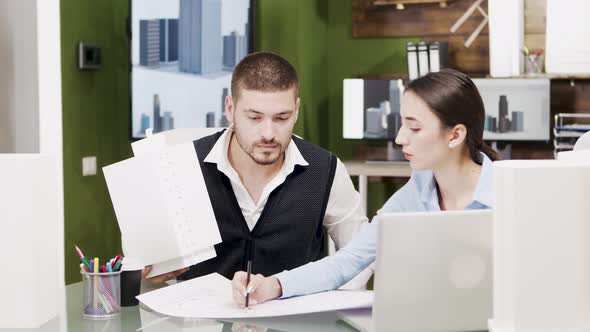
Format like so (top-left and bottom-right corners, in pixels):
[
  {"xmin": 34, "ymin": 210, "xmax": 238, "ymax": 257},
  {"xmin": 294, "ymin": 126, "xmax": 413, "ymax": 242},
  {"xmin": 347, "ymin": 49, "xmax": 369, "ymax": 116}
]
[{"xmin": 448, "ymin": 142, "xmax": 455, "ymax": 149}]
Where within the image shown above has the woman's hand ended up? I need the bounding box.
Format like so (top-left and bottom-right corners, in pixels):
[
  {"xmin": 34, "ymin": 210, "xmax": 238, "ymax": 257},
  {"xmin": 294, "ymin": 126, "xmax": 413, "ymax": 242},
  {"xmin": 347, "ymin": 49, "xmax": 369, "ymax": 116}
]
[{"xmin": 231, "ymin": 272, "xmax": 283, "ymax": 307}]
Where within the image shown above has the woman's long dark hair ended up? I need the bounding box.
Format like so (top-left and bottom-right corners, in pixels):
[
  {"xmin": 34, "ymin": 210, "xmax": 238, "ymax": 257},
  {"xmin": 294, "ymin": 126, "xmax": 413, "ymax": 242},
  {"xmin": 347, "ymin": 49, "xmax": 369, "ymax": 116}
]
[{"xmin": 405, "ymin": 69, "xmax": 499, "ymax": 163}]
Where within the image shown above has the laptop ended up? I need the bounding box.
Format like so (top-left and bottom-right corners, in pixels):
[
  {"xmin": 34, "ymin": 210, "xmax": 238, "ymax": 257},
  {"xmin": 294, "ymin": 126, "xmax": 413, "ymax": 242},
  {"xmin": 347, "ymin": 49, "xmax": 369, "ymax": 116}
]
[{"xmin": 339, "ymin": 210, "xmax": 492, "ymax": 332}]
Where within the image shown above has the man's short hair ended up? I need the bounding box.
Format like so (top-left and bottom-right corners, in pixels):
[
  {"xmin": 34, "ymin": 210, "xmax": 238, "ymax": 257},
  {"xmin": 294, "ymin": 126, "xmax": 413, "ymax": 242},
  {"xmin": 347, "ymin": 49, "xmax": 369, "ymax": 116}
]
[{"xmin": 231, "ymin": 51, "xmax": 299, "ymax": 102}]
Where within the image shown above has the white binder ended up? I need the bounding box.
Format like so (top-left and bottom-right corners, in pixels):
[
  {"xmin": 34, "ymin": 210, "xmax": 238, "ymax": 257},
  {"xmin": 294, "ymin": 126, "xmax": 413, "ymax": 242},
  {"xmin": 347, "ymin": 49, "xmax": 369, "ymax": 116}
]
[{"xmin": 417, "ymin": 42, "xmax": 430, "ymax": 77}]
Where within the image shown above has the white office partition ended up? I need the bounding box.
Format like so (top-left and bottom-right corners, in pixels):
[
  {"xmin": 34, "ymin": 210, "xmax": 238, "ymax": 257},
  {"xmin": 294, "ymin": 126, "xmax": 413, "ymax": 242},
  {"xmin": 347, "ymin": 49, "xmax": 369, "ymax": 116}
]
[
  {"xmin": 37, "ymin": 0, "xmax": 64, "ymax": 294},
  {"xmin": 546, "ymin": 0, "xmax": 590, "ymax": 74},
  {"xmin": 0, "ymin": 0, "xmax": 64, "ymax": 328},
  {"xmin": 490, "ymin": 160, "xmax": 590, "ymax": 332},
  {"xmin": 0, "ymin": 155, "xmax": 60, "ymax": 328},
  {"xmin": 488, "ymin": 0, "xmax": 524, "ymax": 77}
]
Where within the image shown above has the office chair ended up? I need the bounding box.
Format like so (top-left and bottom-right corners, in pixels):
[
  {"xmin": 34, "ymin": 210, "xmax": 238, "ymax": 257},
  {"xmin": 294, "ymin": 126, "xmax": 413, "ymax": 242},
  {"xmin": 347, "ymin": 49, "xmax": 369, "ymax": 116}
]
[{"xmin": 574, "ymin": 131, "xmax": 590, "ymax": 151}]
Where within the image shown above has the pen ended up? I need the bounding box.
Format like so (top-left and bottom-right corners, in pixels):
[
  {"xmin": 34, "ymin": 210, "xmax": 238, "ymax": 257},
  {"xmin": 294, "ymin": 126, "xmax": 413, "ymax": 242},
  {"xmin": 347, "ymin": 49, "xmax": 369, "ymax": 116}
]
[
  {"xmin": 93, "ymin": 257, "xmax": 99, "ymax": 309},
  {"xmin": 97, "ymin": 291, "xmax": 112, "ymax": 314},
  {"xmin": 112, "ymin": 254, "xmax": 122, "ymax": 266},
  {"xmin": 113, "ymin": 258, "xmax": 122, "ymax": 271},
  {"xmin": 74, "ymin": 245, "xmax": 92, "ymax": 271},
  {"xmin": 245, "ymin": 260, "xmax": 252, "ymax": 309}
]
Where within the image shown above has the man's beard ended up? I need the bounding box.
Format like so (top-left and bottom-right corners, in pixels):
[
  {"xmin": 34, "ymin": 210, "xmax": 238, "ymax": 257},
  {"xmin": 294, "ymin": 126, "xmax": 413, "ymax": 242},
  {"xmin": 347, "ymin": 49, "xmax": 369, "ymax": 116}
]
[{"xmin": 235, "ymin": 130, "xmax": 284, "ymax": 166}]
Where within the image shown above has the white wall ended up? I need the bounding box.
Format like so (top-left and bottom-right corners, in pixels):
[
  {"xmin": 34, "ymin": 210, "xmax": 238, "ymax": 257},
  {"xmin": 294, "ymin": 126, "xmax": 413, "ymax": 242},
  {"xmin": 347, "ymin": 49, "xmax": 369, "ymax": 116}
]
[
  {"xmin": 0, "ymin": 0, "xmax": 64, "ymax": 327},
  {"xmin": 37, "ymin": 0, "xmax": 64, "ymax": 289},
  {"xmin": 0, "ymin": 0, "xmax": 63, "ymax": 284},
  {"xmin": 0, "ymin": 0, "xmax": 40, "ymax": 153}
]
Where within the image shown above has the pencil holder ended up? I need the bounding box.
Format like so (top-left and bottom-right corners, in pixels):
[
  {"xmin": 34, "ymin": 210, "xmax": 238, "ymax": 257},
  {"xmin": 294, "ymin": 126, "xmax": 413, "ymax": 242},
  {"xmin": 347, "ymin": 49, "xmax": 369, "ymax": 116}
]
[
  {"xmin": 525, "ymin": 54, "xmax": 544, "ymax": 75},
  {"xmin": 81, "ymin": 271, "xmax": 122, "ymax": 319}
]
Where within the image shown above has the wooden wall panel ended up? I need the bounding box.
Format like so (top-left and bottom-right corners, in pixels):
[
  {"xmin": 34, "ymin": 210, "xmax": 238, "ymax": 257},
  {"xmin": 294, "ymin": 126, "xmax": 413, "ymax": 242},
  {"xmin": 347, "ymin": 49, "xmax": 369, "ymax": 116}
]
[
  {"xmin": 524, "ymin": 0, "xmax": 546, "ymax": 51},
  {"xmin": 352, "ymin": 0, "xmax": 488, "ymax": 37},
  {"xmin": 353, "ymin": 0, "xmax": 545, "ymax": 47},
  {"xmin": 423, "ymin": 35, "xmax": 488, "ymax": 76},
  {"xmin": 551, "ymin": 81, "xmax": 590, "ymax": 114},
  {"xmin": 352, "ymin": 0, "xmax": 546, "ymax": 75}
]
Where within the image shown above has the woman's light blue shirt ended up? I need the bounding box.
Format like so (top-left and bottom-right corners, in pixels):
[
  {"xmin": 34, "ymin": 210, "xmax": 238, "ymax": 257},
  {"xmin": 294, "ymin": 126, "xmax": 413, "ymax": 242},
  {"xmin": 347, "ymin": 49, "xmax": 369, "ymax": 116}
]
[{"xmin": 275, "ymin": 153, "xmax": 494, "ymax": 298}]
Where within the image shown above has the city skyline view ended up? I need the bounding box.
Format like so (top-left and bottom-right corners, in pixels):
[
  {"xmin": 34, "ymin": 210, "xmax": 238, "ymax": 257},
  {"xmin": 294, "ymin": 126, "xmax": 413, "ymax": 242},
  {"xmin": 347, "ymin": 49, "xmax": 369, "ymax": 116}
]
[
  {"xmin": 473, "ymin": 78, "xmax": 550, "ymax": 142},
  {"xmin": 131, "ymin": 0, "xmax": 251, "ymax": 138},
  {"xmin": 363, "ymin": 80, "xmax": 403, "ymax": 140},
  {"xmin": 484, "ymin": 95, "xmax": 525, "ymax": 134}
]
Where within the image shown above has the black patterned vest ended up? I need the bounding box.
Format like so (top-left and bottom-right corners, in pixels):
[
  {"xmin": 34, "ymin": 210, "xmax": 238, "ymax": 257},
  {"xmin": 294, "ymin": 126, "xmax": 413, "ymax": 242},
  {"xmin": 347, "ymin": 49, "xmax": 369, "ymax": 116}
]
[{"xmin": 179, "ymin": 130, "xmax": 337, "ymax": 280}]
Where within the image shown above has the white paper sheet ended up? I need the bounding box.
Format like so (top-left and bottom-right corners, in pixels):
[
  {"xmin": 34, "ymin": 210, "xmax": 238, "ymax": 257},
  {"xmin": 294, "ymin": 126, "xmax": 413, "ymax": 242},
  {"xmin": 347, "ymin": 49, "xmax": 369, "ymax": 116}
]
[
  {"xmin": 137, "ymin": 273, "xmax": 373, "ymax": 319},
  {"xmin": 129, "ymin": 128, "xmax": 223, "ymax": 278},
  {"xmin": 103, "ymin": 142, "xmax": 222, "ymax": 267}
]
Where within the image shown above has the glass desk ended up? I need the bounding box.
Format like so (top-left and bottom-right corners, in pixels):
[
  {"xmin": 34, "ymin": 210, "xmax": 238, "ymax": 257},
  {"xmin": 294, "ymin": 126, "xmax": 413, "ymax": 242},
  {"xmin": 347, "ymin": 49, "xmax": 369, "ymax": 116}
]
[{"xmin": 29, "ymin": 282, "xmax": 363, "ymax": 332}]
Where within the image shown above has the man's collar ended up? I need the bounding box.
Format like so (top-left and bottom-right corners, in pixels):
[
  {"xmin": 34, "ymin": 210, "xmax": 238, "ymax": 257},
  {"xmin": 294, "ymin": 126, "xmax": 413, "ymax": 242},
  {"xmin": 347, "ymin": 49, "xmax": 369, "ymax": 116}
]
[{"xmin": 203, "ymin": 127, "xmax": 309, "ymax": 170}]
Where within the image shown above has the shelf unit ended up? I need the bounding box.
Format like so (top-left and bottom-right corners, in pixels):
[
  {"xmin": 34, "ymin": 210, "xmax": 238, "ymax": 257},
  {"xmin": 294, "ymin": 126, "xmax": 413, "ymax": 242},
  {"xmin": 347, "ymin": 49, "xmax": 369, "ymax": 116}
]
[
  {"xmin": 355, "ymin": 73, "xmax": 590, "ymax": 159},
  {"xmin": 553, "ymin": 113, "xmax": 590, "ymax": 156},
  {"xmin": 371, "ymin": 0, "xmax": 450, "ymax": 8},
  {"xmin": 514, "ymin": 74, "xmax": 590, "ymax": 80}
]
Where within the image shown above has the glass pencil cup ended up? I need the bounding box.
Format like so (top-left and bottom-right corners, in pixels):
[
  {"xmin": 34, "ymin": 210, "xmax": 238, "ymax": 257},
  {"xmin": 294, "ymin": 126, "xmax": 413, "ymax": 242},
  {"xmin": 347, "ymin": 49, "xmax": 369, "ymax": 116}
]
[{"xmin": 81, "ymin": 271, "xmax": 122, "ymax": 319}]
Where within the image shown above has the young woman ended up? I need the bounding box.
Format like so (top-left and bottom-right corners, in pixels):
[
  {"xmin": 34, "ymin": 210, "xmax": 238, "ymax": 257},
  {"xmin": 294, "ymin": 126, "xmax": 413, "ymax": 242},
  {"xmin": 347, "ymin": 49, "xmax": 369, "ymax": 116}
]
[{"xmin": 231, "ymin": 69, "xmax": 499, "ymax": 306}]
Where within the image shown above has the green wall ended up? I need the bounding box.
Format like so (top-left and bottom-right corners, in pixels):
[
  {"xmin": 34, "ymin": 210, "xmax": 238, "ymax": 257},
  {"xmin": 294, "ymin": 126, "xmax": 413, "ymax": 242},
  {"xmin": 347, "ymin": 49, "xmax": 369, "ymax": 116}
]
[
  {"xmin": 256, "ymin": 0, "xmax": 330, "ymax": 146},
  {"xmin": 257, "ymin": 0, "xmax": 414, "ymax": 216},
  {"xmin": 61, "ymin": 0, "xmax": 132, "ymax": 284}
]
